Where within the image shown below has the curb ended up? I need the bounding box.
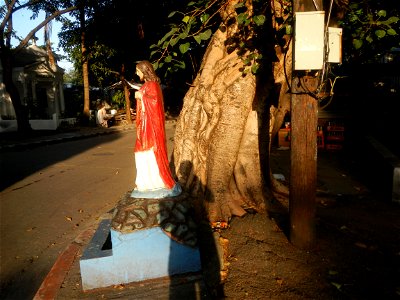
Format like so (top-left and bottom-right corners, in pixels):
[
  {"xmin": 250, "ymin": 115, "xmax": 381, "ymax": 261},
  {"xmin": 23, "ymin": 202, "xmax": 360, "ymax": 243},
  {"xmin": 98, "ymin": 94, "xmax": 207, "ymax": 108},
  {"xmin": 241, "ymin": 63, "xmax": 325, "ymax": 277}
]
[
  {"xmin": 33, "ymin": 227, "xmax": 97, "ymax": 300},
  {"xmin": 0, "ymin": 125, "xmax": 136, "ymax": 152},
  {"xmin": 0, "ymin": 121, "xmax": 177, "ymax": 152}
]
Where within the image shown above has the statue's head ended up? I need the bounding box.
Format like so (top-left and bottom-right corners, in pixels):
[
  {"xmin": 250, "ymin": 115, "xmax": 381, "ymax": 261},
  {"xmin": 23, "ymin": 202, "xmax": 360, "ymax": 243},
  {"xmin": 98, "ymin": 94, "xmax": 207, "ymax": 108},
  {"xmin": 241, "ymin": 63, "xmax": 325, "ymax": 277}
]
[{"xmin": 136, "ymin": 60, "xmax": 160, "ymax": 83}]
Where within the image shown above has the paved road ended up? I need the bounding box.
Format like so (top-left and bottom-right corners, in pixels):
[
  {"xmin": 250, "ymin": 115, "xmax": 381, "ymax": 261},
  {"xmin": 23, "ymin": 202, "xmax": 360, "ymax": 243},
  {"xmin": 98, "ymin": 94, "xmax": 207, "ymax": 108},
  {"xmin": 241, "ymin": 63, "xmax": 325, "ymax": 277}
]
[{"xmin": 0, "ymin": 124, "xmax": 176, "ymax": 300}]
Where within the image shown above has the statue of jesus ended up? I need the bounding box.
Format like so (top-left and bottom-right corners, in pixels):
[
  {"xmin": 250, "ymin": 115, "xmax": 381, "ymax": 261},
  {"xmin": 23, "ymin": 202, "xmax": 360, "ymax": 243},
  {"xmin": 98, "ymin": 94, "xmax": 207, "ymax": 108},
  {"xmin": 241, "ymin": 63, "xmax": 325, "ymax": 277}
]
[{"xmin": 131, "ymin": 60, "xmax": 181, "ymax": 199}]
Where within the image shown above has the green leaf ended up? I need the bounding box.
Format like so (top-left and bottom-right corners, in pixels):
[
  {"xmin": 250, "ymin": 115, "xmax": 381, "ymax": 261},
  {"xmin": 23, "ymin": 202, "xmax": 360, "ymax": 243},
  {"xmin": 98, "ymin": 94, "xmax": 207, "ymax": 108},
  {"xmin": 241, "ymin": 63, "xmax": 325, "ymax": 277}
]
[
  {"xmin": 168, "ymin": 11, "xmax": 177, "ymax": 18},
  {"xmin": 153, "ymin": 61, "xmax": 159, "ymax": 70},
  {"xmin": 179, "ymin": 42, "xmax": 190, "ymax": 54},
  {"xmin": 184, "ymin": 23, "xmax": 191, "ymax": 36},
  {"xmin": 328, "ymin": 270, "xmax": 339, "ymax": 275},
  {"xmin": 349, "ymin": 15, "xmax": 358, "ymax": 23},
  {"xmin": 182, "ymin": 16, "xmax": 190, "ymax": 23},
  {"xmin": 377, "ymin": 10, "xmax": 386, "ymax": 17},
  {"xmin": 200, "ymin": 13, "xmax": 209, "ymax": 24},
  {"xmin": 193, "ymin": 34, "xmax": 202, "ymax": 44},
  {"xmin": 285, "ymin": 24, "xmax": 292, "ymax": 35},
  {"xmin": 170, "ymin": 37, "xmax": 180, "ymax": 46},
  {"xmin": 386, "ymin": 16, "xmax": 399, "ymax": 25},
  {"xmin": 199, "ymin": 29, "xmax": 212, "ymax": 41},
  {"xmin": 165, "ymin": 55, "xmax": 172, "ymax": 63},
  {"xmin": 251, "ymin": 63, "xmax": 259, "ymax": 74},
  {"xmin": 353, "ymin": 39, "xmax": 363, "ymax": 49},
  {"xmin": 179, "ymin": 32, "xmax": 188, "ymax": 40},
  {"xmin": 159, "ymin": 28, "xmax": 178, "ymax": 45},
  {"xmin": 366, "ymin": 35, "xmax": 373, "ymax": 43},
  {"xmin": 237, "ymin": 13, "xmax": 248, "ymax": 25},
  {"xmin": 176, "ymin": 60, "xmax": 186, "ymax": 69},
  {"xmin": 375, "ymin": 29, "xmax": 386, "ymax": 38},
  {"xmin": 253, "ymin": 15, "xmax": 266, "ymax": 26},
  {"xmin": 331, "ymin": 282, "xmax": 342, "ymax": 291},
  {"xmin": 243, "ymin": 57, "xmax": 251, "ymax": 66},
  {"xmin": 188, "ymin": 1, "xmax": 196, "ymax": 6},
  {"xmin": 387, "ymin": 28, "xmax": 397, "ymax": 36},
  {"xmin": 150, "ymin": 50, "xmax": 159, "ymax": 58}
]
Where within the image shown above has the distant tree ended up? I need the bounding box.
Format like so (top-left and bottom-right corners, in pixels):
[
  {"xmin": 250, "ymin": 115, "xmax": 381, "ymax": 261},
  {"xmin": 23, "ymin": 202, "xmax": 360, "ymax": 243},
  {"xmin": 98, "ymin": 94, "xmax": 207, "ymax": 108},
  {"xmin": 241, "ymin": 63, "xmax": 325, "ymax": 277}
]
[
  {"xmin": 57, "ymin": 0, "xmax": 189, "ymax": 114},
  {"xmin": 0, "ymin": 0, "xmax": 76, "ymax": 132}
]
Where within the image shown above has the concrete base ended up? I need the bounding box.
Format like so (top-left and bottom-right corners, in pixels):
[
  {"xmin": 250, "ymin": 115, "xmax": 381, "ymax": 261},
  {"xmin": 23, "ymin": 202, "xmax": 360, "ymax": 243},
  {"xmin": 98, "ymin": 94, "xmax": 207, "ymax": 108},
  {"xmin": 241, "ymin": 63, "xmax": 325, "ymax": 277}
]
[{"xmin": 80, "ymin": 194, "xmax": 202, "ymax": 291}]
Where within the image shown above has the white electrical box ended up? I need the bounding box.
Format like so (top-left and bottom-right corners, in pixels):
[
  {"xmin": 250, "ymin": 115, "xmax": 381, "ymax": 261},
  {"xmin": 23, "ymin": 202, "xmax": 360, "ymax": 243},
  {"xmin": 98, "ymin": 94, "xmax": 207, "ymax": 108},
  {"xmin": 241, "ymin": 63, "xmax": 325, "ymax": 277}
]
[
  {"xmin": 294, "ymin": 11, "xmax": 325, "ymax": 70},
  {"xmin": 328, "ymin": 27, "xmax": 343, "ymax": 63}
]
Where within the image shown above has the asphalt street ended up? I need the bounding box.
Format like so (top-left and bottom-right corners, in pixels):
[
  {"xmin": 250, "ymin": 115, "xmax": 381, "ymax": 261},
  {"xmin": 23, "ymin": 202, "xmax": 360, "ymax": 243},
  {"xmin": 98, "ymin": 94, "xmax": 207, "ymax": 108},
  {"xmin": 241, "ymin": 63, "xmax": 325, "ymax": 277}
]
[{"xmin": 0, "ymin": 124, "xmax": 176, "ymax": 300}]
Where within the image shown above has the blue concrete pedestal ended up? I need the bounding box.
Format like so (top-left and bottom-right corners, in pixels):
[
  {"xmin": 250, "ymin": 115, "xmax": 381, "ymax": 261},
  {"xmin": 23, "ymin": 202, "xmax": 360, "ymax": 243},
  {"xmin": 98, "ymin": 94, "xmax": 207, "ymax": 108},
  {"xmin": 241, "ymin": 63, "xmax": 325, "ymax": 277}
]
[{"xmin": 79, "ymin": 194, "xmax": 201, "ymax": 291}]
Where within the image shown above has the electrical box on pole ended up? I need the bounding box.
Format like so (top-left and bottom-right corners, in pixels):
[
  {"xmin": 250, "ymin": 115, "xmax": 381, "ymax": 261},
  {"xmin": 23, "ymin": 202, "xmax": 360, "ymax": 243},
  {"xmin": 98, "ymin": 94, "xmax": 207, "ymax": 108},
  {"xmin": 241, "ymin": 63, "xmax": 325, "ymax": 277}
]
[
  {"xmin": 328, "ymin": 27, "xmax": 343, "ymax": 63},
  {"xmin": 294, "ymin": 11, "xmax": 325, "ymax": 70}
]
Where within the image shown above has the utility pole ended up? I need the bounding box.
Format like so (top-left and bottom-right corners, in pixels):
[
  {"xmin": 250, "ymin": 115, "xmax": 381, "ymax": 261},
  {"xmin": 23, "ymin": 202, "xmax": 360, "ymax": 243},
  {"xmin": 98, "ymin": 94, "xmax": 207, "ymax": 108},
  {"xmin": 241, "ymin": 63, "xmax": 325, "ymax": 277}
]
[{"xmin": 289, "ymin": 0, "xmax": 323, "ymax": 249}]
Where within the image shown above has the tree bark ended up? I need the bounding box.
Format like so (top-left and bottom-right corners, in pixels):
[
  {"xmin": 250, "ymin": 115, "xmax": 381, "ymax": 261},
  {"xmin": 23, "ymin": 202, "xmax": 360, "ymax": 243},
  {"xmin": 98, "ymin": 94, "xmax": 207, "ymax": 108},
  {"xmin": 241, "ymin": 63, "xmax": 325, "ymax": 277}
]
[
  {"xmin": 121, "ymin": 65, "xmax": 132, "ymax": 124},
  {"xmin": 172, "ymin": 1, "xmax": 274, "ymax": 223},
  {"xmin": 80, "ymin": 3, "xmax": 90, "ymax": 123}
]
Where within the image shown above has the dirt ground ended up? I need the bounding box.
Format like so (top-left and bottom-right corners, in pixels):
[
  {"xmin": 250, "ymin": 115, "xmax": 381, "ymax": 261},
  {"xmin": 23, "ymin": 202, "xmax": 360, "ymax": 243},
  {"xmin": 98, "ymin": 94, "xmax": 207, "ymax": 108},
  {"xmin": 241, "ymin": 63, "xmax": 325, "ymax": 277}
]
[
  {"xmin": 217, "ymin": 148, "xmax": 400, "ymax": 299},
  {"xmin": 55, "ymin": 146, "xmax": 400, "ymax": 299}
]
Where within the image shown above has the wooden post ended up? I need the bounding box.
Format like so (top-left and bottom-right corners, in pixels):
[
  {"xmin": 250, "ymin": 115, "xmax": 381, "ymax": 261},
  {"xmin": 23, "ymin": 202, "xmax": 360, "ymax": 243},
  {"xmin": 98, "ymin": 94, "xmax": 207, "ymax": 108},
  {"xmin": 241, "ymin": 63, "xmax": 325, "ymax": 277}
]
[
  {"xmin": 121, "ymin": 64, "xmax": 132, "ymax": 124},
  {"xmin": 289, "ymin": 0, "xmax": 322, "ymax": 249},
  {"xmin": 289, "ymin": 76, "xmax": 318, "ymax": 249}
]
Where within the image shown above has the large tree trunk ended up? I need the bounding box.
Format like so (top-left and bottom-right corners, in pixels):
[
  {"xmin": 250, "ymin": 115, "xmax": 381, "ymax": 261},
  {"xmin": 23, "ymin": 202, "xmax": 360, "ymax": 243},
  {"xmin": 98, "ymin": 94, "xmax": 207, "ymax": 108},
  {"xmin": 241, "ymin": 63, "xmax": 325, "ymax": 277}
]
[{"xmin": 172, "ymin": 2, "xmax": 276, "ymax": 223}]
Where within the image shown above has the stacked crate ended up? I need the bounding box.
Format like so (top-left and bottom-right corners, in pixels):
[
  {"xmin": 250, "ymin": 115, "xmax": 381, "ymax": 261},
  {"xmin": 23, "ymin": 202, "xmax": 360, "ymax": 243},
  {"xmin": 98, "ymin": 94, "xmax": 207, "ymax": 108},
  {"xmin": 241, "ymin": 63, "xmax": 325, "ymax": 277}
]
[{"xmin": 324, "ymin": 121, "xmax": 345, "ymax": 150}]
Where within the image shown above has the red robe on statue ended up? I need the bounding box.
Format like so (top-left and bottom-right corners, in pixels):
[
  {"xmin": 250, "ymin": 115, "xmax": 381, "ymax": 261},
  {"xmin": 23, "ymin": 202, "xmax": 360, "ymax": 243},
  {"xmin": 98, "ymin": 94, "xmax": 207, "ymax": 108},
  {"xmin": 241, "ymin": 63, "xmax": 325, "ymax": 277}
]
[{"xmin": 134, "ymin": 81, "xmax": 175, "ymax": 189}]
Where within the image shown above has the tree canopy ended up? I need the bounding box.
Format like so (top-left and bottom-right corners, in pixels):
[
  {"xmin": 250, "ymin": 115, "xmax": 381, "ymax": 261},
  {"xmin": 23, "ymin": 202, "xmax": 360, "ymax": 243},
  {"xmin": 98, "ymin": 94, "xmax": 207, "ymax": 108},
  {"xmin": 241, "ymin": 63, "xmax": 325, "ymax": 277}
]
[
  {"xmin": 338, "ymin": 0, "xmax": 399, "ymax": 63},
  {"xmin": 50, "ymin": 0, "xmax": 398, "ymax": 94}
]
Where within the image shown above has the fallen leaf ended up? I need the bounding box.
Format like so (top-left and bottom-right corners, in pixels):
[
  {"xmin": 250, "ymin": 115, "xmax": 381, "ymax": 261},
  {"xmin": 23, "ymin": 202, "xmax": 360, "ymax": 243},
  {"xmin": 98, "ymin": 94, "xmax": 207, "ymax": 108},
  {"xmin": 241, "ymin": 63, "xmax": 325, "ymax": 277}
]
[
  {"xmin": 78, "ymin": 209, "xmax": 83, "ymax": 213},
  {"xmin": 65, "ymin": 216, "xmax": 72, "ymax": 221},
  {"xmin": 113, "ymin": 284, "xmax": 125, "ymax": 290},
  {"xmin": 275, "ymin": 277, "xmax": 284, "ymax": 285}
]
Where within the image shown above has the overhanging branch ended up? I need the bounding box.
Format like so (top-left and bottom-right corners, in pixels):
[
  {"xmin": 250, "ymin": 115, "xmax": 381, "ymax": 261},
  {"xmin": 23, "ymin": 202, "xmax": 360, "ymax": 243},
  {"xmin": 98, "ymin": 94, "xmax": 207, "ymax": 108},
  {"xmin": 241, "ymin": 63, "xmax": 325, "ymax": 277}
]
[{"xmin": 14, "ymin": 6, "xmax": 77, "ymax": 53}]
